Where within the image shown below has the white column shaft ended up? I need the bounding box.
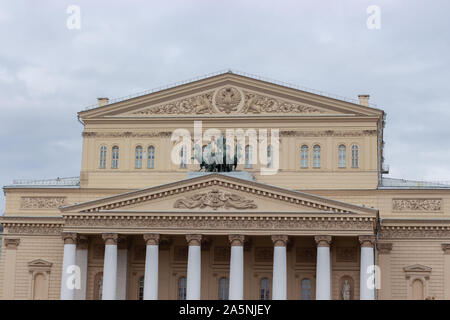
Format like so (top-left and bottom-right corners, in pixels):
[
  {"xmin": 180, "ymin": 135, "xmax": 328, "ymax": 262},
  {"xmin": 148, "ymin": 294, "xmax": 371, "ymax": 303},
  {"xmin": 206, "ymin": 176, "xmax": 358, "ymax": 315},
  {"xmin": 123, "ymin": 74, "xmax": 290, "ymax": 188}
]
[
  {"xmin": 144, "ymin": 244, "xmax": 159, "ymax": 300},
  {"xmin": 229, "ymin": 245, "xmax": 244, "ymax": 300},
  {"xmin": 75, "ymin": 248, "xmax": 88, "ymax": 300},
  {"xmin": 116, "ymin": 248, "xmax": 128, "ymax": 300},
  {"xmin": 60, "ymin": 243, "xmax": 77, "ymax": 300},
  {"xmin": 316, "ymin": 246, "xmax": 331, "ymax": 300},
  {"xmin": 360, "ymin": 247, "xmax": 375, "ymax": 300},
  {"xmin": 102, "ymin": 244, "xmax": 118, "ymax": 300},
  {"xmin": 186, "ymin": 245, "xmax": 201, "ymax": 300},
  {"xmin": 272, "ymin": 246, "xmax": 287, "ymax": 300}
]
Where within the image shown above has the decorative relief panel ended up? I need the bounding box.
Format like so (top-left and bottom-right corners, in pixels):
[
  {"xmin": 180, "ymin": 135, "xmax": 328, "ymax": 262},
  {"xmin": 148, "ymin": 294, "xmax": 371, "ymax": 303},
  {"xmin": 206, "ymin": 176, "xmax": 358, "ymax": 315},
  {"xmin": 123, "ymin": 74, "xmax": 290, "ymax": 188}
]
[
  {"xmin": 336, "ymin": 247, "xmax": 357, "ymax": 263},
  {"xmin": 173, "ymin": 189, "xmax": 257, "ymax": 210},
  {"xmin": 214, "ymin": 87, "xmax": 243, "ymax": 113},
  {"xmin": 296, "ymin": 247, "xmax": 316, "ymax": 263},
  {"xmin": 255, "ymin": 247, "xmax": 273, "ymax": 263},
  {"xmin": 173, "ymin": 246, "xmax": 188, "ymax": 262},
  {"xmin": 242, "ymin": 91, "xmax": 324, "ymax": 114},
  {"xmin": 92, "ymin": 244, "xmax": 105, "ymax": 260},
  {"xmin": 214, "ymin": 246, "xmax": 231, "ymax": 263},
  {"xmin": 126, "ymin": 86, "xmax": 327, "ymax": 116},
  {"xmin": 392, "ymin": 199, "xmax": 442, "ymax": 212},
  {"xmin": 133, "ymin": 92, "xmax": 214, "ymax": 115},
  {"xmin": 134, "ymin": 245, "xmax": 146, "ymax": 261},
  {"xmin": 20, "ymin": 197, "xmax": 66, "ymax": 209}
]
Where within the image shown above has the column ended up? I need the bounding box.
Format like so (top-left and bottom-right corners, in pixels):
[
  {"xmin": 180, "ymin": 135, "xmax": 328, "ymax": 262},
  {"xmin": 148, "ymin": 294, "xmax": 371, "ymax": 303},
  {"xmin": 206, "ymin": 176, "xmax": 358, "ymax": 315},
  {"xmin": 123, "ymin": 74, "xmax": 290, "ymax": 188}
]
[
  {"xmin": 75, "ymin": 236, "xmax": 88, "ymax": 300},
  {"xmin": 228, "ymin": 235, "xmax": 245, "ymax": 300},
  {"xmin": 3, "ymin": 238, "xmax": 20, "ymax": 299},
  {"xmin": 143, "ymin": 234, "xmax": 160, "ymax": 300},
  {"xmin": 377, "ymin": 242, "xmax": 393, "ymax": 300},
  {"xmin": 102, "ymin": 233, "xmax": 118, "ymax": 300},
  {"xmin": 359, "ymin": 235, "xmax": 376, "ymax": 300},
  {"xmin": 272, "ymin": 235, "xmax": 288, "ymax": 300},
  {"xmin": 315, "ymin": 235, "xmax": 332, "ymax": 300},
  {"xmin": 186, "ymin": 234, "xmax": 202, "ymax": 300},
  {"xmin": 116, "ymin": 236, "xmax": 128, "ymax": 300},
  {"xmin": 60, "ymin": 233, "xmax": 77, "ymax": 300},
  {"xmin": 442, "ymin": 244, "xmax": 450, "ymax": 299}
]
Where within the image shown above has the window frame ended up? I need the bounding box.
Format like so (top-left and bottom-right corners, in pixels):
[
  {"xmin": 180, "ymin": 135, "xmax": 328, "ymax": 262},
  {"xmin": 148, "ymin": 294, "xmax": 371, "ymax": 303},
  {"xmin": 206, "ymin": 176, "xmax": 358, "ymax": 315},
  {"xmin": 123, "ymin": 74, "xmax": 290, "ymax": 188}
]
[{"xmin": 111, "ymin": 146, "xmax": 119, "ymax": 169}]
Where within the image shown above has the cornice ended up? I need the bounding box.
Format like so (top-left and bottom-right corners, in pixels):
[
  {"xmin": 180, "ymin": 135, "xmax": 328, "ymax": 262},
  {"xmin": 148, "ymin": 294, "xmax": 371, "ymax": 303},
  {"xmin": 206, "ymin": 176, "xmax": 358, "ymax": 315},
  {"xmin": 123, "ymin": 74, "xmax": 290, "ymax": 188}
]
[{"xmin": 0, "ymin": 216, "xmax": 64, "ymax": 235}]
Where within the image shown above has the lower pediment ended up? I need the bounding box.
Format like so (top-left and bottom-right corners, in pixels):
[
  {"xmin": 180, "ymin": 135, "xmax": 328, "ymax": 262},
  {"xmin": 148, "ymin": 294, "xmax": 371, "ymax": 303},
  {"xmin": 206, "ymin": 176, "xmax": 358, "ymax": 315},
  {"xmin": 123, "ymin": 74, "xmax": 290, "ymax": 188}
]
[{"xmin": 61, "ymin": 173, "xmax": 377, "ymax": 216}]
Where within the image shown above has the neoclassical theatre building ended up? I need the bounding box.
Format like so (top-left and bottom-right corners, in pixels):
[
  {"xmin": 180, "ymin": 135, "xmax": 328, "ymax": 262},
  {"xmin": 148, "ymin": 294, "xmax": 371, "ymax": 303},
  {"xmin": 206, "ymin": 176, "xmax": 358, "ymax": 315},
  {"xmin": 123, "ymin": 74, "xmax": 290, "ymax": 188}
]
[{"xmin": 1, "ymin": 71, "xmax": 450, "ymax": 300}]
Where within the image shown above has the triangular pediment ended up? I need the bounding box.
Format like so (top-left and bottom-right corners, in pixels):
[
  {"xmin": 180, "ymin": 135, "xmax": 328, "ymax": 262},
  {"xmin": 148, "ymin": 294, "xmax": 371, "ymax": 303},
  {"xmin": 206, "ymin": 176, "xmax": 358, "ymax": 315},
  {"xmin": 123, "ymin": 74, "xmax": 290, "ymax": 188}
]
[
  {"xmin": 28, "ymin": 259, "xmax": 53, "ymax": 268},
  {"xmin": 403, "ymin": 264, "xmax": 432, "ymax": 273},
  {"xmin": 79, "ymin": 72, "xmax": 383, "ymax": 120},
  {"xmin": 61, "ymin": 173, "xmax": 377, "ymax": 216}
]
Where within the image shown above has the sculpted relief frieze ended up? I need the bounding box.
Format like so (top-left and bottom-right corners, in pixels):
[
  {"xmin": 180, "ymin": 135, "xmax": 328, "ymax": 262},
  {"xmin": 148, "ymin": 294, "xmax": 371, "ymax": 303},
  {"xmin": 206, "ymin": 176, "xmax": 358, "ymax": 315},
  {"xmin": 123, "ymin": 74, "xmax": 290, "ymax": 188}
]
[
  {"xmin": 392, "ymin": 199, "xmax": 442, "ymax": 212},
  {"xmin": 20, "ymin": 197, "xmax": 66, "ymax": 209},
  {"xmin": 128, "ymin": 86, "xmax": 326, "ymax": 116},
  {"xmin": 173, "ymin": 189, "xmax": 257, "ymax": 210},
  {"xmin": 63, "ymin": 214, "xmax": 375, "ymax": 233}
]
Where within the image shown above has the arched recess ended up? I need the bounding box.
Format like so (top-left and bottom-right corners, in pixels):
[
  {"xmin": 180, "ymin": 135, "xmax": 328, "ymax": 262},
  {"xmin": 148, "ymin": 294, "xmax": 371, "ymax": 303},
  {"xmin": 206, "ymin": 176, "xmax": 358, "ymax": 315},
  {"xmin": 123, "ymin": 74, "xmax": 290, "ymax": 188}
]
[{"xmin": 338, "ymin": 275, "xmax": 354, "ymax": 300}]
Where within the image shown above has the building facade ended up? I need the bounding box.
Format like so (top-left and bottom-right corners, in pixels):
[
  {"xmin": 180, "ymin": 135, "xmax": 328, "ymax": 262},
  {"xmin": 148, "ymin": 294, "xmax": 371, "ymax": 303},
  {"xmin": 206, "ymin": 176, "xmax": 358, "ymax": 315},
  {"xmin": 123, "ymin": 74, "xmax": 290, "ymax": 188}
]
[{"xmin": 1, "ymin": 71, "xmax": 450, "ymax": 300}]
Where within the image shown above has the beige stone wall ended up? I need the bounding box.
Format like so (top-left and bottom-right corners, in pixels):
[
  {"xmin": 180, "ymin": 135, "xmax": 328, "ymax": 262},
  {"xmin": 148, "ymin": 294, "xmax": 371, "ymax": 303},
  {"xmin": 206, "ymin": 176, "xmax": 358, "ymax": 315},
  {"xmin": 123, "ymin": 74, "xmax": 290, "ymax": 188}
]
[
  {"xmin": 0, "ymin": 235, "xmax": 63, "ymax": 300},
  {"xmin": 79, "ymin": 120, "xmax": 379, "ymax": 190}
]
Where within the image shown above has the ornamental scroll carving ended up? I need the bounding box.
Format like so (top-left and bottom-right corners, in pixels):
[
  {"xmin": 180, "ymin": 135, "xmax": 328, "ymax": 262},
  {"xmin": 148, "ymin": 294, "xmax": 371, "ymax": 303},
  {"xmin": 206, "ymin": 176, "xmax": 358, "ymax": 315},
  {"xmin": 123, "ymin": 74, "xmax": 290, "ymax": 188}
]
[
  {"xmin": 133, "ymin": 92, "xmax": 214, "ymax": 115},
  {"xmin": 242, "ymin": 91, "xmax": 324, "ymax": 114},
  {"xmin": 392, "ymin": 199, "xmax": 442, "ymax": 212},
  {"xmin": 20, "ymin": 197, "xmax": 66, "ymax": 209},
  {"xmin": 129, "ymin": 86, "xmax": 325, "ymax": 116},
  {"xmin": 173, "ymin": 189, "xmax": 257, "ymax": 210}
]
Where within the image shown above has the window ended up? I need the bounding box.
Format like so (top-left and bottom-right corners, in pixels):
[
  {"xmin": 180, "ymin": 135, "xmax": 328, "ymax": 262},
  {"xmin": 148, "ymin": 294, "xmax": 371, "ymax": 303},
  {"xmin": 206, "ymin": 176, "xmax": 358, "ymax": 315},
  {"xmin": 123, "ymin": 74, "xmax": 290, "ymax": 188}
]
[
  {"xmin": 218, "ymin": 277, "xmax": 229, "ymax": 300},
  {"xmin": 338, "ymin": 145, "xmax": 346, "ymax": 168},
  {"xmin": 178, "ymin": 277, "xmax": 187, "ymax": 300},
  {"xmin": 180, "ymin": 146, "xmax": 187, "ymax": 169},
  {"xmin": 245, "ymin": 145, "xmax": 252, "ymax": 169},
  {"xmin": 301, "ymin": 278, "xmax": 312, "ymax": 300},
  {"xmin": 135, "ymin": 146, "xmax": 143, "ymax": 169},
  {"xmin": 260, "ymin": 278, "xmax": 270, "ymax": 300},
  {"xmin": 99, "ymin": 146, "xmax": 107, "ymax": 169},
  {"xmin": 147, "ymin": 146, "xmax": 155, "ymax": 169},
  {"xmin": 138, "ymin": 276, "xmax": 144, "ymax": 300},
  {"xmin": 313, "ymin": 145, "xmax": 321, "ymax": 168},
  {"xmin": 351, "ymin": 145, "xmax": 359, "ymax": 168},
  {"xmin": 267, "ymin": 145, "xmax": 273, "ymax": 168},
  {"xmin": 111, "ymin": 146, "xmax": 119, "ymax": 169},
  {"xmin": 301, "ymin": 145, "xmax": 309, "ymax": 168}
]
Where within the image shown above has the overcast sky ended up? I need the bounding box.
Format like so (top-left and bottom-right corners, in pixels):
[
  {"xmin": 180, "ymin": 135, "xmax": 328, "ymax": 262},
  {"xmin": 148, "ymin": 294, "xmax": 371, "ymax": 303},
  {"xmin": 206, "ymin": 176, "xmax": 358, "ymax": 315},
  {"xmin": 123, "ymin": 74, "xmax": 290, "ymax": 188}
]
[{"xmin": 1, "ymin": 0, "xmax": 449, "ymax": 213}]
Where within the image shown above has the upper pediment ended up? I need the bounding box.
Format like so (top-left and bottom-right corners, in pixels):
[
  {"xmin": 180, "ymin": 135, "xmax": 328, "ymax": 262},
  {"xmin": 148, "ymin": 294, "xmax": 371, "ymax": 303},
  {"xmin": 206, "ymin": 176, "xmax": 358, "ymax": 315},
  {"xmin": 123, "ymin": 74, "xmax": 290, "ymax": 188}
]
[
  {"xmin": 79, "ymin": 72, "xmax": 383, "ymax": 120},
  {"xmin": 60, "ymin": 173, "xmax": 377, "ymax": 216}
]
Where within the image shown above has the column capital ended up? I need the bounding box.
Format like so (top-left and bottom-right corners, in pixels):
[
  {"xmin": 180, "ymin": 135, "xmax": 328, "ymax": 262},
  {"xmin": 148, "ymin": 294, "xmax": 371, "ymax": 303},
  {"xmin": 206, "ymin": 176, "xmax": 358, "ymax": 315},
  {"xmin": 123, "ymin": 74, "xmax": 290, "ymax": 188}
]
[
  {"xmin": 186, "ymin": 234, "xmax": 202, "ymax": 246},
  {"xmin": 377, "ymin": 242, "xmax": 393, "ymax": 254},
  {"xmin": 62, "ymin": 232, "xmax": 77, "ymax": 245},
  {"xmin": 4, "ymin": 238, "xmax": 20, "ymax": 249},
  {"xmin": 271, "ymin": 235, "xmax": 288, "ymax": 247},
  {"xmin": 359, "ymin": 235, "xmax": 376, "ymax": 248},
  {"xmin": 77, "ymin": 235, "xmax": 89, "ymax": 250},
  {"xmin": 144, "ymin": 234, "xmax": 160, "ymax": 245},
  {"xmin": 102, "ymin": 233, "xmax": 118, "ymax": 245},
  {"xmin": 442, "ymin": 243, "xmax": 450, "ymax": 254},
  {"xmin": 229, "ymin": 235, "xmax": 245, "ymax": 246},
  {"xmin": 315, "ymin": 235, "xmax": 332, "ymax": 247}
]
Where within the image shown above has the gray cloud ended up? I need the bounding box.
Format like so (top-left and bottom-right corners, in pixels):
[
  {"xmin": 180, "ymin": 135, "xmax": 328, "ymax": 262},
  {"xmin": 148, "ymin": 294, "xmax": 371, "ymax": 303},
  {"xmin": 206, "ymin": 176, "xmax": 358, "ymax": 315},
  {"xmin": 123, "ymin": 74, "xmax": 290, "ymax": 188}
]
[{"xmin": 1, "ymin": 0, "xmax": 450, "ymax": 212}]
